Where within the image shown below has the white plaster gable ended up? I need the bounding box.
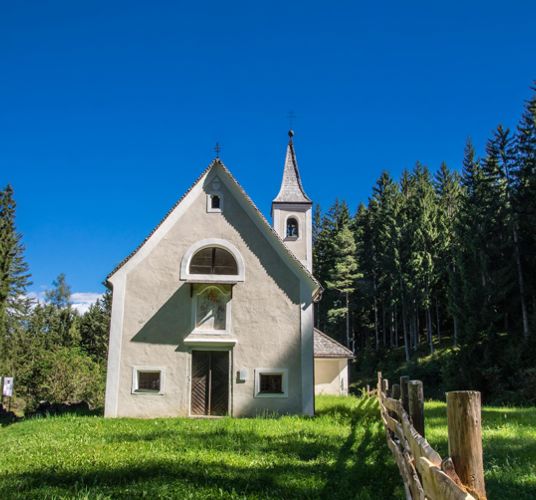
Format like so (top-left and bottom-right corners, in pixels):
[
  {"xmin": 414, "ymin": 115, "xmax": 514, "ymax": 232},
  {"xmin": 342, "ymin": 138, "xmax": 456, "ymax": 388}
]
[{"xmin": 106, "ymin": 160, "xmax": 321, "ymax": 298}]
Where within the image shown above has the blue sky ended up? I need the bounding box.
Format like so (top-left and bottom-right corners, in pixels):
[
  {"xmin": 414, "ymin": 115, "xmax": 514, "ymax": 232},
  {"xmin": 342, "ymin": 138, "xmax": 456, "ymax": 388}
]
[{"xmin": 1, "ymin": 1, "xmax": 535, "ymax": 304}]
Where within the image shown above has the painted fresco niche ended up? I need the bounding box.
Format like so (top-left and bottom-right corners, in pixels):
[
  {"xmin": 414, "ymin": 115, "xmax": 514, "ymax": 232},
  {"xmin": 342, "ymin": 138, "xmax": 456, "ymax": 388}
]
[{"xmin": 193, "ymin": 284, "xmax": 231, "ymax": 333}]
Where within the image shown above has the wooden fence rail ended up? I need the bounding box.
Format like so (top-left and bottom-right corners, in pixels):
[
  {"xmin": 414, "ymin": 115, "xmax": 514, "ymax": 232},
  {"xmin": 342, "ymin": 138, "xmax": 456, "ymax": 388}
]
[{"xmin": 376, "ymin": 372, "xmax": 487, "ymax": 500}]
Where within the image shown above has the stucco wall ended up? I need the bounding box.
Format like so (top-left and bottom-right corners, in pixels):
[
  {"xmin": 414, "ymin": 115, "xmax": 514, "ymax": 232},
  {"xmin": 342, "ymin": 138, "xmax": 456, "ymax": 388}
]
[
  {"xmin": 108, "ymin": 167, "xmax": 308, "ymax": 417},
  {"xmin": 272, "ymin": 203, "xmax": 312, "ymax": 271},
  {"xmin": 314, "ymin": 358, "xmax": 349, "ymax": 396}
]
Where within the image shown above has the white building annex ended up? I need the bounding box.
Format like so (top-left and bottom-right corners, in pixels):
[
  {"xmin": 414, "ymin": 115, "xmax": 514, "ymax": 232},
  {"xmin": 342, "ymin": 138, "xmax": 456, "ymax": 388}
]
[
  {"xmin": 313, "ymin": 328, "xmax": 354, "ymax": 396},
  {"xmin": 104, "ymin": 131, "xmax": 351, "ymax": 418}
]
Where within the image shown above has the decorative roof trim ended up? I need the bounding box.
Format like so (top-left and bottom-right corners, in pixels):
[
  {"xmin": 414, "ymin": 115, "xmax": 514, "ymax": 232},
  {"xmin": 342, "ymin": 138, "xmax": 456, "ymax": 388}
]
[
  {"xmin": 215, "ymin": 161, "xmax": 320, "ymax": 292},
  {"xmin": 105, "ymin": 164, "xmax": 212, "ymax": 283}
]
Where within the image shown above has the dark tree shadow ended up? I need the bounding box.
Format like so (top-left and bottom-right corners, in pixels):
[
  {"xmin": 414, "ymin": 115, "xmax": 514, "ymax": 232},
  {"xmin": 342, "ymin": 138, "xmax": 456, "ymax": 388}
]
[{"xmin": 0, "ymin": 398, "xmax": 402, "ymax": 499}]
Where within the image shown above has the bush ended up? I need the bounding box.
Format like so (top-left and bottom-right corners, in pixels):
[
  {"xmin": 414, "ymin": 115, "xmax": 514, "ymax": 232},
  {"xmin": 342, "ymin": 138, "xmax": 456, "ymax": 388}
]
[{"xmin": 17, "ymin": 347, "xmax": 105, "ymax": 412}]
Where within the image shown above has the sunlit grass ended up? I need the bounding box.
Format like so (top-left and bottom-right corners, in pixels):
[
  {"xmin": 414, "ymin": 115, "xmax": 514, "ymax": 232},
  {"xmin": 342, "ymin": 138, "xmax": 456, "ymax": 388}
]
[
  {"xmin": 0, "ymin": 395, "xmax": 401, "ymax": 499},
  {"xmin": 425, "ymin": 401, "xmax": 536, "ymax": 499}
]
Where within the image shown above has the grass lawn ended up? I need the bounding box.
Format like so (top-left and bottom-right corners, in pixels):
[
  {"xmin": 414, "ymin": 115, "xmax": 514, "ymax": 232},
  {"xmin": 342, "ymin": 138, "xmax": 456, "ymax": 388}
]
[
  {"xmin": 425, "ymin": 401, "xmax": 536, "ymax": 499},
  {"xmin": 0, "ymin": 395, "xmax": 402, "ymax": 499}
]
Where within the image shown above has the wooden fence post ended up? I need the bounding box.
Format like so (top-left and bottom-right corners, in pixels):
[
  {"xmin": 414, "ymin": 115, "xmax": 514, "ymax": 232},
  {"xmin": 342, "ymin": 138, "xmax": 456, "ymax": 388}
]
[
  {"xmin": 400, "ymin": 376, "xmax": 409, "ymax": 413},
  {"xmin": 377, "ymin": 372, "xmax": 382, "ymax": 396},
  {"xmin": 382, "ymin": 378, "xmax": 389, "ymax": 395},
  {"xmin": 408, "ymin": 380, "xmax": 425, "ymax": 437},
  {"xmin": 447, "ymin": 391, "xmax": 486, "ymax": 500},
  {"xmin": 391, "ymin": 383, "xmax": 401, "ymax": 400}
]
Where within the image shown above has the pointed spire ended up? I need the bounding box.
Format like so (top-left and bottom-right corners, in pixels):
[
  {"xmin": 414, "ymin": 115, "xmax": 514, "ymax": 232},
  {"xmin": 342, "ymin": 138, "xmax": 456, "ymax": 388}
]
[{"xmin": 273, "ymin": 130, "xmax": 312, "ymax": 204}]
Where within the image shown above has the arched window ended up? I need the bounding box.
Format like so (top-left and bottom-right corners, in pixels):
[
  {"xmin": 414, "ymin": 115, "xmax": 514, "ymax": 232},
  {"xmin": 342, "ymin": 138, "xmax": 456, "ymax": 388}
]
[
  {"xmin": 189, "ymin": 247, "xmax": 238, "ymax": 275},
  {"xmin": 211, "ymin": 195, "xmax": 221, "ymax": 210},
  {"xmin": 180, "ymin": 239, "xmax": 245, "ymax": 282},
  {"xmin": 286, "ymin": 217, "xmax": 299, "ymax": 238}
]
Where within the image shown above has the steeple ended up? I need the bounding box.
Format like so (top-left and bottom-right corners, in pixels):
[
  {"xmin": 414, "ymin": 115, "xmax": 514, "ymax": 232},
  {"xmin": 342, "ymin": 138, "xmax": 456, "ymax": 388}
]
[
  {"xmin": 272, "ymin": 130, "xmax": 312, "ymax": 205},
  {"xmin": 272, "ymin": 130, "xmax": 313, "ymax": 271}
]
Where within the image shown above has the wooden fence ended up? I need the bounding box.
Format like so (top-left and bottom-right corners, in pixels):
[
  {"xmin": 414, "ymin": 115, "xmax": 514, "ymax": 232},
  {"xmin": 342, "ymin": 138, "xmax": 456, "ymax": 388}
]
[{"xmin": 376, "ymin": 372, "xmax": 487, "ymax": 500}]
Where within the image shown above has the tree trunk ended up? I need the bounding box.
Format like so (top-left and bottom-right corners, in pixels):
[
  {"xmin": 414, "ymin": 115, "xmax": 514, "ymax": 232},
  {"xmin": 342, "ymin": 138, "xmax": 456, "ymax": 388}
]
[
  {"xmin": 345, "ymin": 291, "xmax": 350, "ymax": 348},
  {"xmin": 394, "ymin": 309, "xmax": 399, "ymax": 348},
  {"xmin": 390, "ymin": 309, "xmax": 394, "ymax": 347},
  {"xmin": 413, "ymin": 310, "xmax": 419, "ymax": 350},
  {"xmin": 416, "ymin": 311, "xmax": 420, "ymax": 347},
  {"xmin": 402, "ymin": 302, "xmax": 410, "ymax": 362},
  {"xmin": 382, "ymin": 304, "xmax": 386, "ymax": 347},
  {"xmin": 453, "ymin": 316, "xmax": 459, "ymax": 347},
  {"xmin": 374, "ymin": 299, "xmax": 379, "ymax": 351},
  {"xmin": 373, "ymin": 275, "xmax": 379, "ymax": 351},
  {"xmin": 411, "ymin": 312, "xmax": 417, "ymax": 351},
  {"xmin": 436, "ymin": 299, "xmax": 441, "ymax": 343},
  {"xmin": 513, "ymin": 225, "xmax": 530, "ymax": 339},
  {"xmin": 427, "ymin": 306, "xmax": 434, "ymax": 354}
]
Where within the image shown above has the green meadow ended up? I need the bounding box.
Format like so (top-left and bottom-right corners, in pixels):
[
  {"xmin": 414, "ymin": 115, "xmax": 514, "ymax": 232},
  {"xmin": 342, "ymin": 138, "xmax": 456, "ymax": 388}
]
[
  {"xmin": 0, "ymin": 396, "xmax": 401, "ymax": 499},
  {"xmin": 425, "ymin": 401, "xmax": 536, "ymax": 500},
  {"xmin": 1, "ymin": 396, "xmax": 535, "ymax": 499}
]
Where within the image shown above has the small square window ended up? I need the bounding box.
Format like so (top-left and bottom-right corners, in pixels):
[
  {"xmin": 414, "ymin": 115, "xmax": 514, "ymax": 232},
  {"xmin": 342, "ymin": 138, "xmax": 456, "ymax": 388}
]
[
  {"xmin": 259, "ymin": 374, "xmax": 283, "ymax": 394},
  {"xmin": 137, "ymin": 372, "xmax": 160, "ymax": 392},
  {"xmin": 254, "ymin": 368, "xmax": 288, "ymax": 398},
  {"xmin": 132, "ymin": 367, "xmax": 164, "ymax": 395},
  {"xmin": 211, "ymin": 195, "xmax": 220, "ymax": 209}
]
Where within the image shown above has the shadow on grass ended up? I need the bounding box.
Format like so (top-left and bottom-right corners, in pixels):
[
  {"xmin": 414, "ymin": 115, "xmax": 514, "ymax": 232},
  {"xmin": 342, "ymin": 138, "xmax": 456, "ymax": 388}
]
[
  {"xmin": 0, "ymin": 397, "xmax": 401, "ymax": 499},
  {"xmin": 106, "ymin": 427, "xmax": 343, "ymax": 461}
]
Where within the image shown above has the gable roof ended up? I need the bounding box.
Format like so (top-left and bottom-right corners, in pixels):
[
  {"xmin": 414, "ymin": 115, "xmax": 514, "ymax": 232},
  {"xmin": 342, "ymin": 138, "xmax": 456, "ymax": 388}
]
[
  {"xmin": 106, "ymin": 159, "xmax": 322, "ymax": 296},
  {"xmin": 272, "ymin": 132, "xmax": 312, "ymax": 205},
  {"xmin": 314, "ymin": 328, "xmax": 354, "ymax": 359}
]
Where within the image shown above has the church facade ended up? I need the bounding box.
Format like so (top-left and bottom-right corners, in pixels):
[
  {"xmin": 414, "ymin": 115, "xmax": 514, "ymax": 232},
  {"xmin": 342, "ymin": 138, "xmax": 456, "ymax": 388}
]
[{"xmin": 104, "ymin": 132, "xmax": 325, "ymax": 418}]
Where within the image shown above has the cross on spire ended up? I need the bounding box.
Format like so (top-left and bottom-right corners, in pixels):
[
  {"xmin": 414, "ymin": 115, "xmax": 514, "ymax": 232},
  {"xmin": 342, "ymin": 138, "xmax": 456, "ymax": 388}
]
[{"xmin": 214, "ymin": 142, "xmax": 221, "ymax": 158}]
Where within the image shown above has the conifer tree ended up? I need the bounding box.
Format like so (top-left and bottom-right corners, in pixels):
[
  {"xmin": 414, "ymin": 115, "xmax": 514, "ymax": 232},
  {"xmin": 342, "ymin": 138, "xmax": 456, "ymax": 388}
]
[
  {"xmin": 434, "ymin": 162, "xmax": 463, "ymax": 345},
  {"xmin": 45, "ymin": 273, "xmax": 72, "ymax": 309},
  {"xmin": 0, "ymin": 185, "xmax": 32, "ymax": 337},
  {"xmin": 79, "ymin": 291, "xmax": 111, "ymax": 363},
  {"xmin": 398, "ymin": 170, "xmax": 415, "ymax": 355},
  {"xmin": 514, "ymin": 88, "xmax": 536, "ymax": 337},
  {"xmin": 365, "ymin": 196, "xmax": 381, "ymax": 350},
  {"xmin": 0, "ymin": 186, "xmax": 32, "ymax": 312},
  {"xmin": 408, "ymin": 163, "xmax": 439, "ymax": 353},
  {"xmin": 352, "ymin": 203, "xmax": 373, "ymax": 351},
  {"xmin": 325, "ymin": 204, "xmax": 361, "ymax": 349},
  {"xmin": 457, "ymin": 139, "xmax": 489, "ymax": 345},
  {"xmin": 44, "ymin": 274, "xmax": 80, "ymax": 346},
  {"xmin": 371, "ymin": 172, "xmax": 402, "ymax": 349}
]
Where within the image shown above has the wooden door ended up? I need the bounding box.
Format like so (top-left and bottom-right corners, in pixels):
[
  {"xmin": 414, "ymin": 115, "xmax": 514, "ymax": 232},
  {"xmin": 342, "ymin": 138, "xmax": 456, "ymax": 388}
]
[{"xmin": 191, "ymin": 351, "xmax": 229, "ymax": 416}]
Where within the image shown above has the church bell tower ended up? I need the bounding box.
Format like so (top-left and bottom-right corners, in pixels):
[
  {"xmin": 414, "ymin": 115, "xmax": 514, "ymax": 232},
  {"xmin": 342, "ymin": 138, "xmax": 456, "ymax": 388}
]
[{"xmin": 272, "ymin": 130, "xmax": 313, "ymax": 271}]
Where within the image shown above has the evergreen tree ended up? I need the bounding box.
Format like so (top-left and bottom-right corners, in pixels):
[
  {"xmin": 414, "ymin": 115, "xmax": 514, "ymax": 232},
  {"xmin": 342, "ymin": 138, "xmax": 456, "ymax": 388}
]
[
  {"xmin": 408, "ymin": 163, "xmax": 439, "ymax": 353},
  {"xmin": 79, "ymin": 291, "xmax": 111, "ymax": 364},
  {"xmin": 457, "ymin": 138, "xmax": 488, "ymax": 346},
  {"xmin": 398, "ymin": 169, "xmax": 415, "ymax": 355},
  {"xmin": 325, "ymin": 203, "xmax": 361, "ymax": 348},
  {"xmin": 0, "ymin": 185, "xmax": 32, "ymax": 327},
  {"xmin": 370, "ymin": 172, "xmax": 402, "ymax": 351},
  {"xmin": 45, "ymin": 273, "xmax": 71, "ymax": 309},
  {"xmin": 434, "ymin": 162, "xmax": 463, "ymax": 345},
  {"xmin": 514, "ymin": 87, "xmax": 536, "ymax": 336},
  {"xmin": 43, "ymin": 274, "xmax": 80, "ymax": 347},
  {"xmin": 352, "ymin": 203, "xmax": 373, "ymax": 351}
]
